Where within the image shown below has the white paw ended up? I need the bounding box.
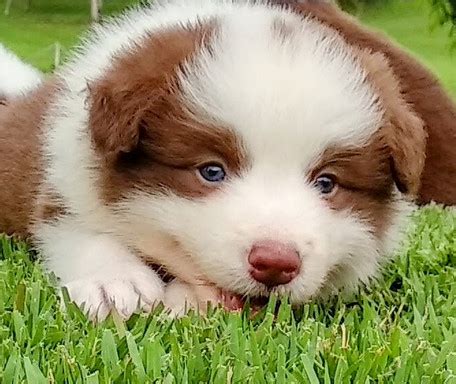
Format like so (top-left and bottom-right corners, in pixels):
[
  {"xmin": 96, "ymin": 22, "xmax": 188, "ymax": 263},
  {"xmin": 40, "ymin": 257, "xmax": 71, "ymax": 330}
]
[
  {"xmin": 63, "ymin": 266, "xmax": 164, "ymax": 321},
  {"xmin": 163, "ymin": 279, "xmax": 221, "ymax": 317}
]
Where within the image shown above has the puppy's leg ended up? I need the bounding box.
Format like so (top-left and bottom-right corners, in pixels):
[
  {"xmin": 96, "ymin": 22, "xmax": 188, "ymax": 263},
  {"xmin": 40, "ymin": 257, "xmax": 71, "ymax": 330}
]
[
  {"xmin": 35, "ymin": 221, "xmax": 165, "ymax": 321},
  {"xmin": 163, "ymin": 279, "xmax": 221, "ymax": 317}
]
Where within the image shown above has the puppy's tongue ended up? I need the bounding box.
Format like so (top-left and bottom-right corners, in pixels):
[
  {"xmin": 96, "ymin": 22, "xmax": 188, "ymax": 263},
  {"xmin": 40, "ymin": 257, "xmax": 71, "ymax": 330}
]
[
  {"xmin": 221, "ymin": 291, "xmax": 245, "ymax": 311},
  {"xmin": 221, "ymin": 290, "xmax": 268, "ymax": 312}
]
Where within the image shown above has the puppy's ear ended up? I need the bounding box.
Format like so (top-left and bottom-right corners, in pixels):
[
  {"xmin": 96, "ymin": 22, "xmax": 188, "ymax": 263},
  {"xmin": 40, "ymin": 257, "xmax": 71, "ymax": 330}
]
[
  {"xmin": 358, "ymin": 50, "xmax": 427, "ymax": 197},
  {"xmin": 88, "ymin": 80, "xmax": 151, "ymax": 162},
  {"xmin": 87, "ymin": 27, "xmax": 212, "ymax": 163}
]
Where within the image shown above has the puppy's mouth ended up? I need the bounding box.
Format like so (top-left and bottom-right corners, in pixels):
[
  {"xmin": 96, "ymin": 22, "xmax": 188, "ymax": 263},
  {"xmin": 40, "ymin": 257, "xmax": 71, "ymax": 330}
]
[
  {"xmin": 148, "ymin": 263, "xmax": 272, "ymax": 312},
  {"xmin": 221, "ymin": 290, "xmax": 270, "ymax": 312}
]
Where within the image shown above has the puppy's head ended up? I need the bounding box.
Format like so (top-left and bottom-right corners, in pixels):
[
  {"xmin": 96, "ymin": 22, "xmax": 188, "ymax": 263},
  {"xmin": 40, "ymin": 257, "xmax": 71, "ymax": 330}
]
[{"xmin": 88, "ymin": 9, "xmax": 425, "ymax": 302}]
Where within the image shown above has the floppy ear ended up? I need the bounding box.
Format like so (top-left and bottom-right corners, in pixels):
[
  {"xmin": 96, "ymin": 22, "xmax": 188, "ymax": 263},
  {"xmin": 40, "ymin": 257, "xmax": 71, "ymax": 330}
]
[
  {"xmin": 87, "ymin": 26, "xmax": 211, "ymax": 163},
  {"xmin": 88, "ymin": 78, "xmax": 158, "ymax": 162},
  {"xmin": 357, "ymin": 50, "xmax": 427, "ymax": 197}
]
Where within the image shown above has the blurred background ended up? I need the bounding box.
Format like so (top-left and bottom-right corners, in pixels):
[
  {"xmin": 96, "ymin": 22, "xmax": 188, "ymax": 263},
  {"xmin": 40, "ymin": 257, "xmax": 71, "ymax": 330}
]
[{"xmin": 0, "ymin": 0, "xmax": 454, "ymax": 95}]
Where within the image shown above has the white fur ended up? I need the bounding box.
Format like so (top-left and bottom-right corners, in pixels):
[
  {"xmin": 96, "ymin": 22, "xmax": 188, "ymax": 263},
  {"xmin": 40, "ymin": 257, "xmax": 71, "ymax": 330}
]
[
  {"xmin": 163, "ymin": 280, "xmax": 221, "ymax": 317},
  {"xmin": 32, "ymin": 0, "xmax": 414, "ymax": 318},
  {"xmin": 0, "ymin": 44, "xmax": 42, "ymax": 98},
  {"xmin": 37, "ymin": 220, "xmax": 165, "ymax": 320}
]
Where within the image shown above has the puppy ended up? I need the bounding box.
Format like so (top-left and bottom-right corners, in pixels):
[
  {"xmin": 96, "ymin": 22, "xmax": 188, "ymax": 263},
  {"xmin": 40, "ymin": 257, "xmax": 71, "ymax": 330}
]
[{"xmin": 0, "ymin": 0, "xmax": 451, "ymax": 320}]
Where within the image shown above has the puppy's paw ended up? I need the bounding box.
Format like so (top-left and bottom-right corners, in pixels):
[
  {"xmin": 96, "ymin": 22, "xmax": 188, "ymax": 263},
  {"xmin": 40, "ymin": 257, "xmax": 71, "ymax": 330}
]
[
  {"xmin": 63, "ymin": 266, "xmax": 164, "ymax": 322},
  {"xmin": 163, "ymin": 279, "xmax": 221, "ymax": 317}
]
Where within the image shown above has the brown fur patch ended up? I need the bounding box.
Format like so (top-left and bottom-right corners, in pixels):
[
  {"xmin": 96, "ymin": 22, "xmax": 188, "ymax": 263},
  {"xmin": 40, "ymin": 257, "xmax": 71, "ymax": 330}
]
[
  {"xmin": 33, "ymin": 190, "xmax": 68, "ymax": 225},
  {"xmin": 355, "ymin": 49, "xmax": 426, "ymax": 197},
  {"xmin": 0, "ymin": 82, "xmax": 55, "ymax": 236},
  {"xmin": 280, "ymin": 0, "xmax": 456, "ymax": 205},
  {"xmin": 310, "ymin": 136, "xmax": 393, "ymax": 235},
  {"xmin": 88, "ymin": 24, "xmax": 249, "ymax": 203}
]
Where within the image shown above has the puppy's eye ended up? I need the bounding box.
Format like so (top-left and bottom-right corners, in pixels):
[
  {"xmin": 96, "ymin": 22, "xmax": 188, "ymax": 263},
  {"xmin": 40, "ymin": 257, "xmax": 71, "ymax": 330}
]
[
  {"xmin": 314, "ymin": 175, "xmax": 337, "ymax": 195},
  {"xmin": 198, "ymin": 164, "xmax": 226, "ymax": 183}
]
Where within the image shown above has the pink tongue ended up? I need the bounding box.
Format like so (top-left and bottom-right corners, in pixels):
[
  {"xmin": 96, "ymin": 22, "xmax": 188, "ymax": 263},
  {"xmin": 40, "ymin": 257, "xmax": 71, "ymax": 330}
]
[
  {"xmin": 221, "ymin": 291, "xmax": 269, "ymax": 312},
  {"xmin": 221, "ymin": 291, "xmax": 245, "ymax": 311}
]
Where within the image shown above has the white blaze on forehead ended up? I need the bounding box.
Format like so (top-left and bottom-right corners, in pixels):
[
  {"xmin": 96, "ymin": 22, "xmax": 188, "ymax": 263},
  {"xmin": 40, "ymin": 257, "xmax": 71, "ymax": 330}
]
[{"xmin": 179, "ymin": 11, "xmax": 384, "ymax": 166}]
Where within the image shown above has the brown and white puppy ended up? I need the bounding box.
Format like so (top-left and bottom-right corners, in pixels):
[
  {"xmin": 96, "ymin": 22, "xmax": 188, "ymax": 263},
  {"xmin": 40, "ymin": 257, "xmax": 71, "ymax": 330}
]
[{"xmin": 0, "ymin": 0, "xmax": 452, "ymax": 320}]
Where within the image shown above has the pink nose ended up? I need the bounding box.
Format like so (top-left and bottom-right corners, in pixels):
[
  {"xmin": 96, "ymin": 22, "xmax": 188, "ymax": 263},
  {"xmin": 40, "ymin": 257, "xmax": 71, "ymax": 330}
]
[{"xmin": 248, "ymin": 240, "xmax": 301, "ymax": 287}]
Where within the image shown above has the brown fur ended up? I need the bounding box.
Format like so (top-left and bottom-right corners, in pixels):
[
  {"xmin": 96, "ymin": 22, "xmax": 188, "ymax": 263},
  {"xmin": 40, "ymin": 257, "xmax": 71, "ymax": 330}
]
[
  {"xmin": 0, "ymin": 83, "xmax": 55, "ymax": 236},
  {"xmin": 356, "ymin": 49, "xmax": 427, "ymax": 197},
  {"xmin": 277, "ymin": 0, "xmax": 456, "ymax": 205},
  {"xmin": 89, "ymin": 25, "xmax": 249, "ymax": 203},
  {"xmin": 33, "ymin": 189, "xmax": 68, "ymax": 225},
  {"xmin": 310, "ymin": 136, "xmax": 393, "ymax": 235}
]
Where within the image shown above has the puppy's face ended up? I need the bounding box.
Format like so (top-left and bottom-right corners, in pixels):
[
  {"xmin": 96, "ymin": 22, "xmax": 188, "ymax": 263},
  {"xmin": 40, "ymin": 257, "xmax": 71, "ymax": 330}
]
[{"xmin": 89, "ymin": 13, "xmax": 425, "ymax": 302}]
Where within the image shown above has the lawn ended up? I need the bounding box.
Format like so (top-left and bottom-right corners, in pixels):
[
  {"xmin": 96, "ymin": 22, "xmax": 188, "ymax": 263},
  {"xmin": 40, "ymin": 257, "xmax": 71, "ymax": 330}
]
[
  {"xmin": 1, "ymin": 208, "xmax": 455, "ymax": 382},
  {"xmin": 1, "ymin": 0, "xmax": 456, "ymax": 382}
]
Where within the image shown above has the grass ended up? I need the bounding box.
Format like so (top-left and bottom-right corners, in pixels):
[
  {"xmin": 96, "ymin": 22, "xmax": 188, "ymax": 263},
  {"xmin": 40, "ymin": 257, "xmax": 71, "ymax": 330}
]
[
  {"xmin": 0, "ymin": 0, "xmax": 137, "ymax": 71},
  {"xmin": 1, "ymin": 207, "xmax": 455, "ymax": 382},
  {"xmin": 0, "ymin": 0, "xmax": 455, "ymax": 382}
]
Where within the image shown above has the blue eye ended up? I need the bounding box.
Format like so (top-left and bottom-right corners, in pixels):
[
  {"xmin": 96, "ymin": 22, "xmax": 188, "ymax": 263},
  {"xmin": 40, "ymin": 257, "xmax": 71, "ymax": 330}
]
[
  {"xmin": 315, "ymin": 175, "xmax": 336, "ymax": 195},
  {"xmin": 199, "ymin": 164, "xmax": 226, "ymax": 183}
]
